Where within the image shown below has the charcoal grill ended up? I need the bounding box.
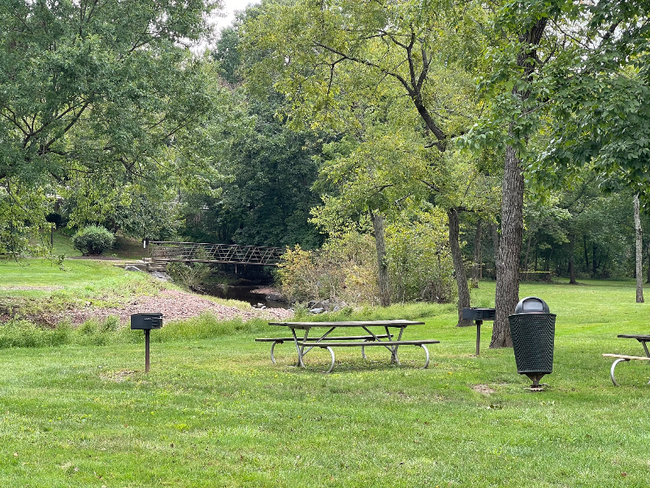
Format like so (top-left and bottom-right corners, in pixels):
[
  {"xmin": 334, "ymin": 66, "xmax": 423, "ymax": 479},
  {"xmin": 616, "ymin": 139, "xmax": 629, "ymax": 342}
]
[
  {"xmin": 462, "ymin": 307, "xmax": 496, "ymax": 356},
  {"xmin": 131, "ymin": 313, "xmax": 163, "ymax": 372}
]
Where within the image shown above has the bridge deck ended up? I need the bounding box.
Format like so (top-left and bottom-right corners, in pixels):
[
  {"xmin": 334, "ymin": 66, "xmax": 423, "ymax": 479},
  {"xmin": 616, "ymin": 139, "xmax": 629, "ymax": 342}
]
[{"xmin": 148, "ymin": 241, "xmax": 284, "ymax": 266}]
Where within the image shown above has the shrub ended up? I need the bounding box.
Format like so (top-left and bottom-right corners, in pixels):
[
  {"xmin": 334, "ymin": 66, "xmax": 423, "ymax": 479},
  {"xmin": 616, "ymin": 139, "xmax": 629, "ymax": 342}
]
[
  {"xmin": 276, "ymin": 246, "xmax": 321, "ymax": 303},
  {"xmin": 278, "ymin": 232, "xmax": 380, "ymax": 305},
  {"xmin": 386, "ymin": 209, "xmax": 456, "ymax": 303},
  {"xmin": 72, "ymin": 225, "xmax": 115, "ymax": 255},
  {"xmin": 167, "ymin": 261, "xmax": 211, "ymax": 292}
]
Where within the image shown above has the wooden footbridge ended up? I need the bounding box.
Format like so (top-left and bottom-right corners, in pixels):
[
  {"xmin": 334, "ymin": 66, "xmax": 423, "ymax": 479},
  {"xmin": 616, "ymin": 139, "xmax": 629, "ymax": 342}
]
[{"xmin": 148, "ymin": 241, "xmax": 285, "ymax": 267}]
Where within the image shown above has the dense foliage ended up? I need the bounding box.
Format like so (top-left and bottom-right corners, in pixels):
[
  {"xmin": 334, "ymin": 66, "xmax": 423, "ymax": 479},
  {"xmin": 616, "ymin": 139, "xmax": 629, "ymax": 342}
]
[
  {"xmin": 278, "ymin": 212, "xmax": 455, "ymax": 306},
  {"xmin": 0, "ymin": 0, "xmax": 223, "ymax": 243}
]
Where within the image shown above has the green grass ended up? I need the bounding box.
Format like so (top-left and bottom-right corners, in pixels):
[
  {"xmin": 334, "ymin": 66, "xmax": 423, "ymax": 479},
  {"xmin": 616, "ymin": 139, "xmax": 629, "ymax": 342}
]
[
  {"xmin": 48, "ymin": 230, "xmax": 146, "ymax": 259},
  {"xmin": 0, "ymin": 258, "xmax": 166, "ymax": 319},
  {"xmin": 2, "ymin": 273, "xmax": 650, "ymax": 486},
  {"xmin": 51, "ymin": 231, "xmax": 82, "ymax": 257}
]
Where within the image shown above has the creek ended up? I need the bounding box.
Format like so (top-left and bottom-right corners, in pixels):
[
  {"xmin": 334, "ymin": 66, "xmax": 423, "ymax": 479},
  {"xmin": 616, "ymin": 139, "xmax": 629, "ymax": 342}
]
[{"xmin": 202, "ymin": 284, "xmax": 290, "ymax": 309}]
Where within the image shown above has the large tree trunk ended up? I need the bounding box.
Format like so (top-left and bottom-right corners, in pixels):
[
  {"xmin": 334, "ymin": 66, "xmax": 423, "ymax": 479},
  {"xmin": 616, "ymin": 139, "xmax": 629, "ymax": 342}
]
[
  {"xmin": 471, "ymin": 218, "xmax": 482, "ymax": 288},
  {"xmin": 490, "ymin": 18, "xmax": 547, "ymax": 349},
  {"xmin": 569, "ymin": 233, "xmax": 577, "ymax": 284},
  {"xmin": 634, "ymin": 194, "xmax": 644, "ymax": 303},
  {"xmin": 448, "ymin": 208, "xmax": 472, "ymax": 326},
  {"xmin": 491, "ymin": 145, "xmax": 525, "ymax": 347},
  {"xmin": 371, "ymin": 210, "xmax": 391, "ymax": 307}
]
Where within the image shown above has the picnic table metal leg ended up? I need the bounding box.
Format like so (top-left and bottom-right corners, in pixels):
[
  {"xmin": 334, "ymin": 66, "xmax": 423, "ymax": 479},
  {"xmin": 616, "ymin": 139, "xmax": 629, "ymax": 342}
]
[
  {"xmin": 291, "ymin": 329, "xmax": 306, "ymax": 367},
  {"xmin": 420, "ymin": 344, "xmax": 430, "ymax": 369},
  {"xmin": 610, "ymin": 358, "xmax": 629, "ymax": 386},
  {"xmin": 389, "ymin": 326, "xmax": 406, "ymax": 364},
  {"xmin": 324, "ymin": 346, "xmax": 335, "ymax": 373},
  {"xmin": 642, "ymin": 341, "xmax": 650, "ymax": 358},
  {"xmin": 270, "ymin": 340, "xmax": 281, "ymax": 364}
]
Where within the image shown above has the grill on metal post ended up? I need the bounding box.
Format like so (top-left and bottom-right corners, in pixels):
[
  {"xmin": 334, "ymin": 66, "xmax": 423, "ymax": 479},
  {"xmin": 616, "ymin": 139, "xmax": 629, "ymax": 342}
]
[
  {"xmin": 462, "ymin": 308, "xmax": 496, "ymax": 356},
  {"xmin": 508, "ymin": 297, "xmax": 556, "ymax": 390},
  {"xmin": 131, "ymin": 313, "xmax": 163, "ymax": 373}
]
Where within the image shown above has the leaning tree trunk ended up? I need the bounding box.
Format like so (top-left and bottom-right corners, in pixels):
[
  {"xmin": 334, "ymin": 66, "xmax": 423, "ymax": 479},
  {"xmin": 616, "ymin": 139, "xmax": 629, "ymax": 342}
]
[
  {"xmin": 491, "ymin": 145, "xmax": 525, "ymax": 347},
  {"xmin": 371, "ymin": 210, "xmax": 391, "ymax": 307},
  {"xmin": 448, "ymin": 208, "xmax": 472, "ymax": 326},
  {"xmin": 471, "ymin": 218, "xmax": 482, "ymax": 288},
  {"xmin": 634, "ymin": 194, "xmax": 644, "ymax": 303}
]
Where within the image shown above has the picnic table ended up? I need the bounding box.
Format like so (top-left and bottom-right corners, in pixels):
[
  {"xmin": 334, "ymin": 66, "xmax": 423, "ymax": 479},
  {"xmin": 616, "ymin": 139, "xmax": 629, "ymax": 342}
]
[
  {"xmin": 602, "ymin": 334, "xmax": 650, "ymax": 386},
  {"xmin": 257, "ymin": 320, "xmax": 439, "ymax": 373}
]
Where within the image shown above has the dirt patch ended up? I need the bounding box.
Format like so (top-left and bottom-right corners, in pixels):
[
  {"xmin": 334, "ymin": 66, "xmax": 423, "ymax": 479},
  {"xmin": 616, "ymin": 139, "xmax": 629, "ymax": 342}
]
[
  {"xmin": 100, "ymin": 370, "xmax": 137, "ymax": 382},
  {"xmin": 49, "ymin": 288, "xmax": 293, "ymax": 325},
  {"xmin": 471, "ymin": 384, "xmax": 496, "ymax": 395}
]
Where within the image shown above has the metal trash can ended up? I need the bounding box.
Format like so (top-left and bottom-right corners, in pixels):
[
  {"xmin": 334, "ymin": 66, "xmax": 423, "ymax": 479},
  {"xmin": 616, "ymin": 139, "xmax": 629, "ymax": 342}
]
[{"xmin": 508, "ymin": 297, "xmax": 556, "ymax": 389}]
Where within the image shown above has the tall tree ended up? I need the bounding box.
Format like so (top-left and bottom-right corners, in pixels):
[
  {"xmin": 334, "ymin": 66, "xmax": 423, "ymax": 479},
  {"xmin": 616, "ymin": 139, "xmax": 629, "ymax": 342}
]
[
  {"xmin": 0, "ymin": 0, "xmax": 221, "ymax": 248},
  {"xmin": 177, "ymin": 21, "xmax": 324, "ymax": 249},
  {"xmin": 467, "ymin": 0, "xmax": 585, "ymax": 346},
  {"xmin": 242, "ymin": 0, "xmax": 491, "ymax": 323},
  {"xmin": 491, "ymin": 14, "xmax": 549, "ymax": 347}
]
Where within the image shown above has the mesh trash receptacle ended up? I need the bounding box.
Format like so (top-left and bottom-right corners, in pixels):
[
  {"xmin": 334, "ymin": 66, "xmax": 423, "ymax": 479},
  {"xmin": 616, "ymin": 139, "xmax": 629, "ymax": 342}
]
[{"xmin": 509, "ymin": 297, "xmax": 556, "ymax": 388}]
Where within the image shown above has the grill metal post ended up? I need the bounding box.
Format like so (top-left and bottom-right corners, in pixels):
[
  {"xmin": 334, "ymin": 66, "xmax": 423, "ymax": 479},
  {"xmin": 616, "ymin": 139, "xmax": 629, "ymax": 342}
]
[
  {"xmin": 131, "ymin": 313, "xmax": 161, "ymax": 373},
  {"xmin": 144, "ymin": 329, "xmax": 151, "ymax": 373},
  {"xmin": 461, "ymin": 308, "xmax": 495, "ymax": 356}
]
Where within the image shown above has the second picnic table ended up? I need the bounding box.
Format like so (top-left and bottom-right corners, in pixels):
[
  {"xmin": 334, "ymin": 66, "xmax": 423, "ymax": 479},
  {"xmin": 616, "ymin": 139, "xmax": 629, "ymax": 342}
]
[
  {"xmin": 602, "ymin": 334, "xmax": 650, "ymax": 386},
  {"xmin": 259, "ymin": 320, "xmax": 439, "ymax": 373}
]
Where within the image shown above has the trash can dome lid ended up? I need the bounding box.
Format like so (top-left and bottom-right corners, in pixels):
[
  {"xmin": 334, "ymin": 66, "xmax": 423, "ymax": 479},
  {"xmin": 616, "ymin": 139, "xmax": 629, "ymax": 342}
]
[{"xmin": 514, "ymin": 296, "xmax": 549, "ymax": 314}]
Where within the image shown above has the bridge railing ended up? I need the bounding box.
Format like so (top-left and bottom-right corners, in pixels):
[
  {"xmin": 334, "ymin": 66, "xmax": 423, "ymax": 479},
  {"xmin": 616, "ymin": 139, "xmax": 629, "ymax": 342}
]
[{"xmin": 148, "ymin": 241, "xmax": 285, "ymax": 266}]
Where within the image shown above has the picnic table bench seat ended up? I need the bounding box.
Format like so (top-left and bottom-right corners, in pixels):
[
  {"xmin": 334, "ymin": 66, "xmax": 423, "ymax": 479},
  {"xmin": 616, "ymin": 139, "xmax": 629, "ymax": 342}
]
[
  {"xmin": 602, "ymin": 354, "xmax": 650, "ymax": 386},
  {"xmin": 298, "ymin": 339, "xmax": 440, "ymax": 347},
  {"xmin": 298, "ymin": 339, "xmax": 440, "ymax": 373},
  {"xmin": 255, "ymin": 334, "xmax": 393, "ymax": 364}
]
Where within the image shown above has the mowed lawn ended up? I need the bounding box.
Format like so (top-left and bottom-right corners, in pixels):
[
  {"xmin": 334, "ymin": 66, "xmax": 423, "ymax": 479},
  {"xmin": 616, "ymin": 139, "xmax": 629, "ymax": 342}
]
[{"xmin": 1, "ymin": 271, "xmax": 650, "ymax": 486}]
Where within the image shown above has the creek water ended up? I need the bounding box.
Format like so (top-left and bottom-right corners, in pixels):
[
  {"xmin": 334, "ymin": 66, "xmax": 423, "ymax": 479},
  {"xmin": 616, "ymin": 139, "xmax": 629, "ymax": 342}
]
[{"xmin": 203, "ymin": 284, "xmax": 289, "ymax": 309}]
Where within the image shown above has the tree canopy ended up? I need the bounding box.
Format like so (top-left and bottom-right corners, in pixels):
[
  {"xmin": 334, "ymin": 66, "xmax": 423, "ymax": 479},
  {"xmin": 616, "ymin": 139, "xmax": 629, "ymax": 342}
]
[{"xmin": 0, "ymin": 0, "xmax": 222, "ymax": 248}]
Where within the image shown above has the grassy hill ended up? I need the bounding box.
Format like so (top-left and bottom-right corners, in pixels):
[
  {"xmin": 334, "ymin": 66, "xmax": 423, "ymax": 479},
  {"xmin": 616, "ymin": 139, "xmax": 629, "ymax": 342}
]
[{"xmin": 50, "ymin": 231, "xmax": 147, "ymax": 260}]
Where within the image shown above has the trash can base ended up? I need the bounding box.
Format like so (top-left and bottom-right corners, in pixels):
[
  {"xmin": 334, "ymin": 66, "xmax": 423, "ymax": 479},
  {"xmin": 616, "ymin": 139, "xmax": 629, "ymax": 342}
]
[
  {"xmin": 524, "ymin": 372, "xmax": 547, "ymax": 388},
  {"xmin": 525, "ymin": 384, "xmax": 548, "ymax": 392}
]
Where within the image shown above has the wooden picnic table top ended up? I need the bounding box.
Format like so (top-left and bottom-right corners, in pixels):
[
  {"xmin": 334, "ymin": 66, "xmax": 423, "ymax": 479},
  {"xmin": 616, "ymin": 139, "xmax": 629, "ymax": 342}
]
[{"xmin": 268, "ymin": 320, "xmax": 425, "ymax": 328}]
